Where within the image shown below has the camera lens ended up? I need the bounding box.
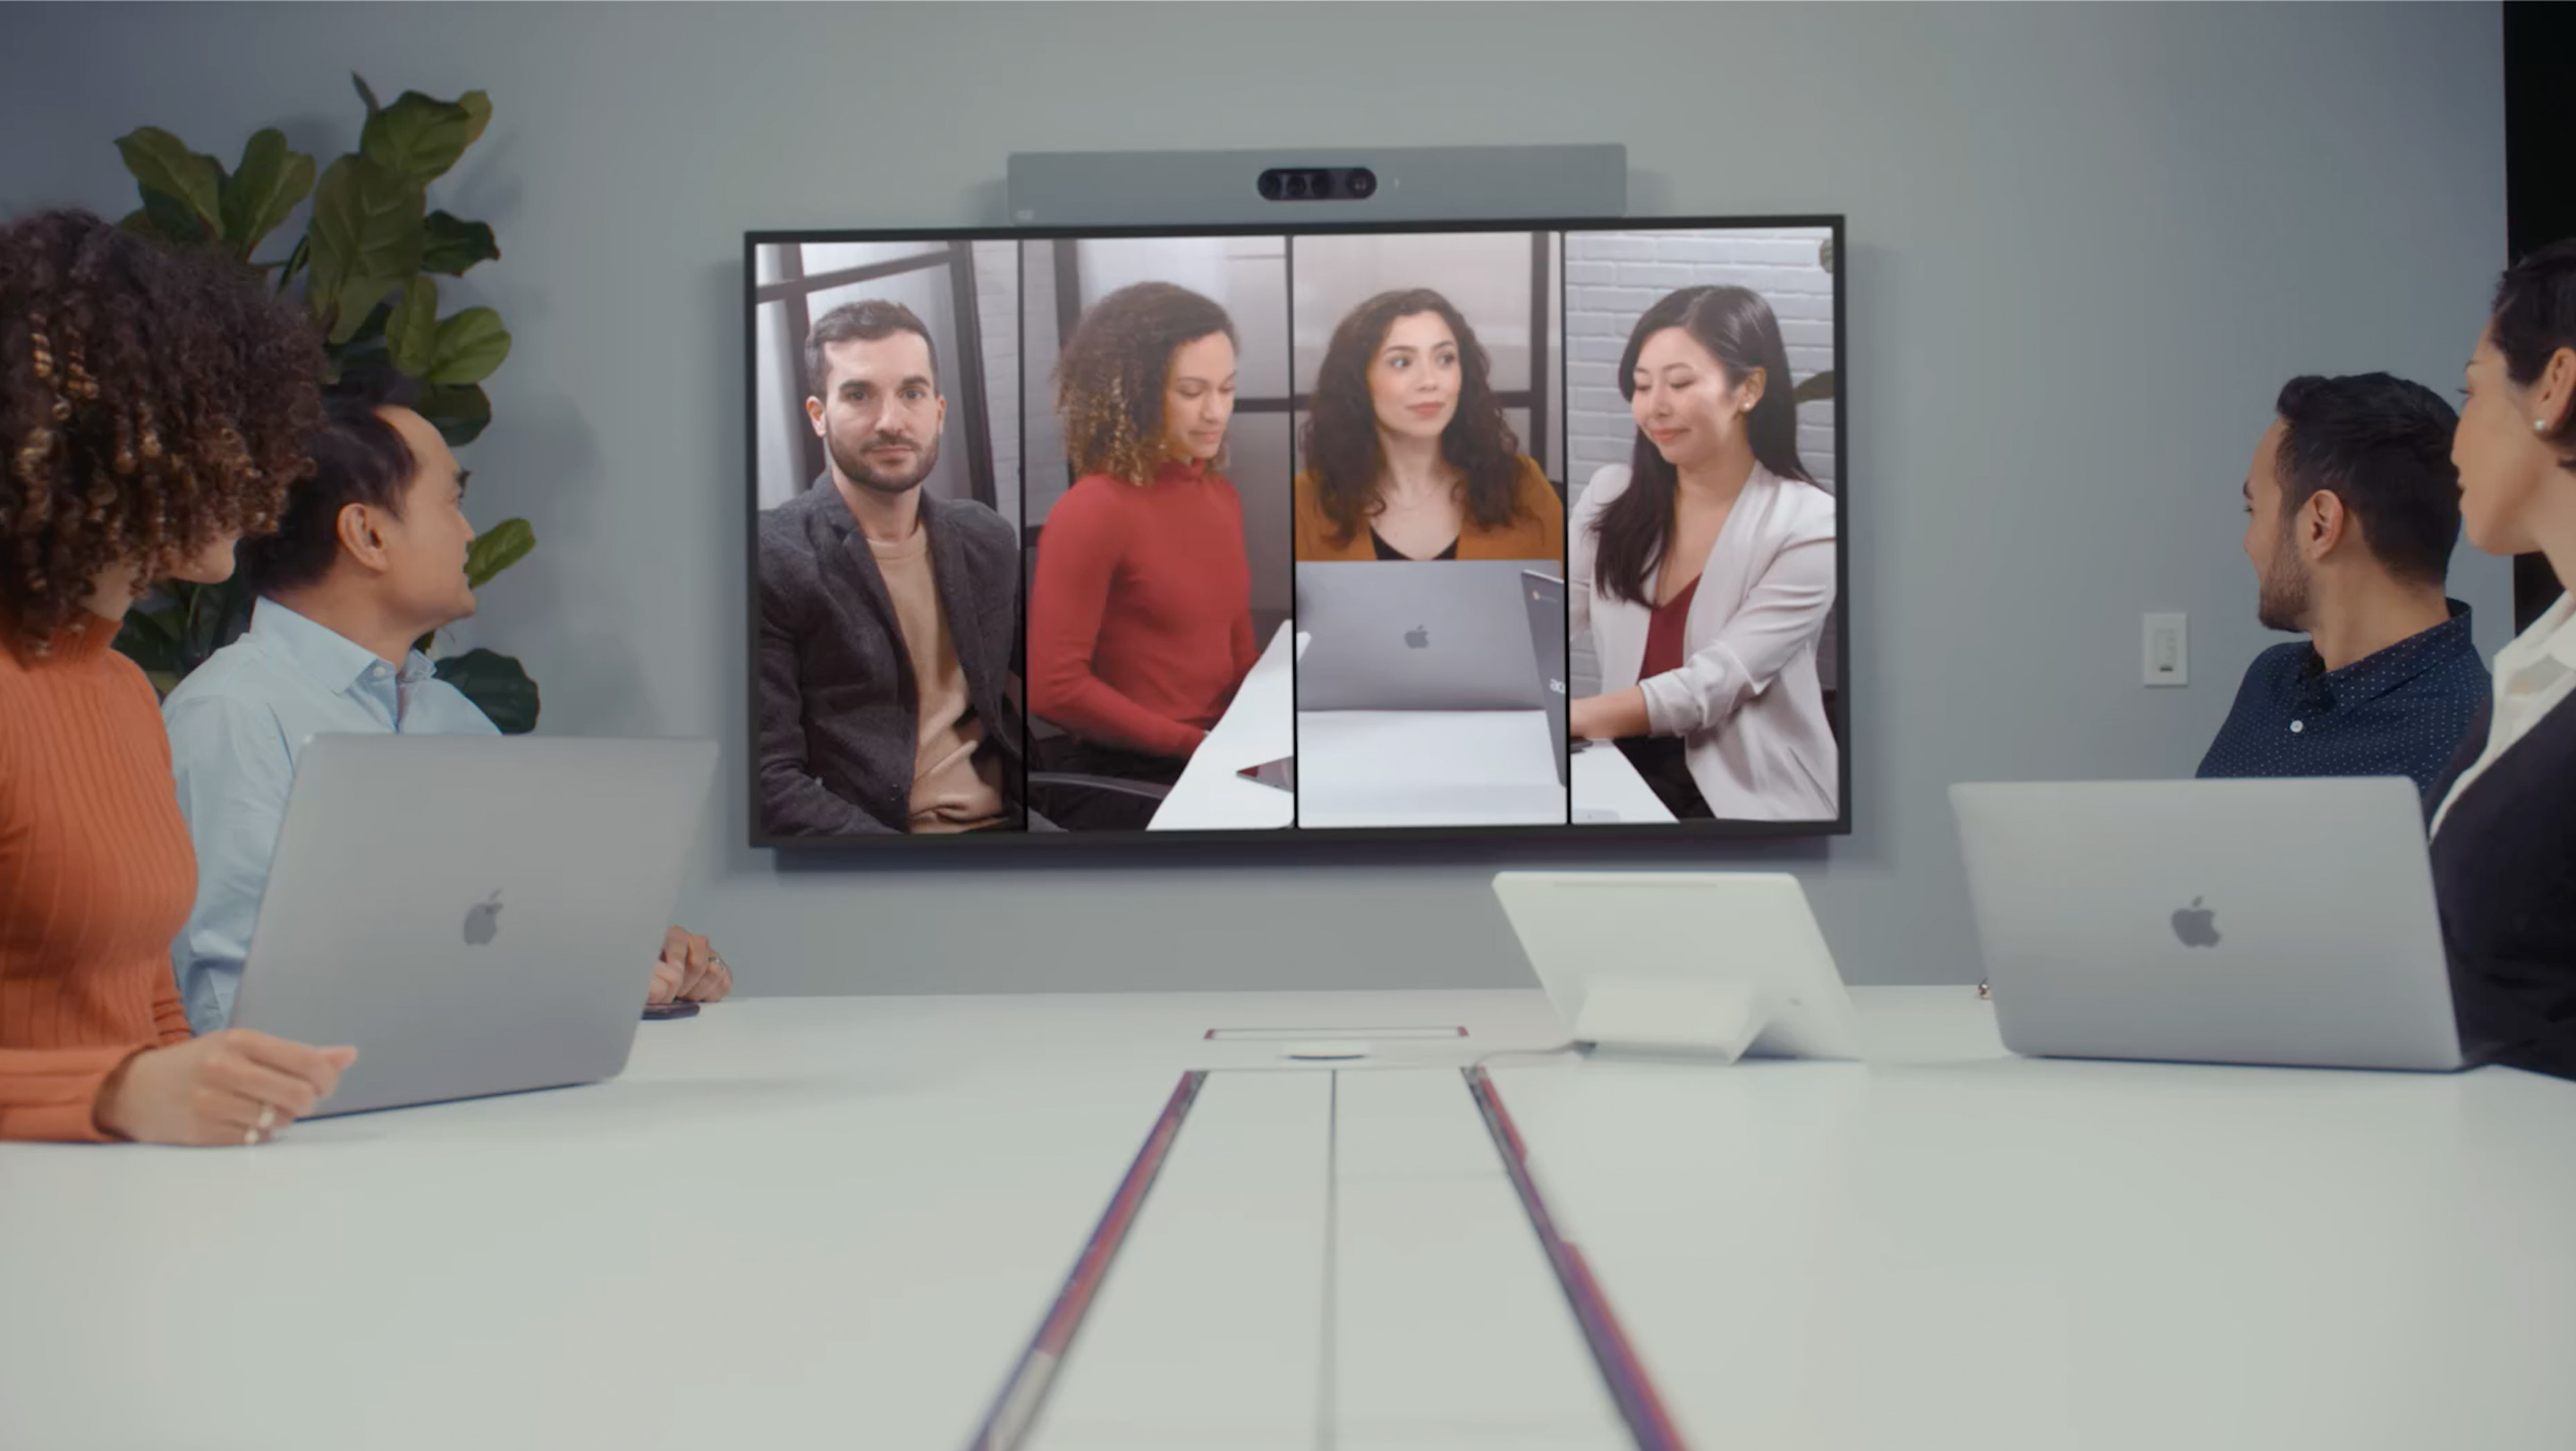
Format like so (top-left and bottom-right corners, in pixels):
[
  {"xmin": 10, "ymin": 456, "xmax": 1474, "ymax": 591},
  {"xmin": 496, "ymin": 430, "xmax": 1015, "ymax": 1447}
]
[
  {"xmin": 1286, "ymin": 173, "xmax": 1309, "ymax": 199},
  {"xmin": 1258, "ymin": 170, "xmax": 1284, "ymax": 200},
  {"xmin": 1346, "ymin": 168, "xmax": 1377, "ymax": 199}
]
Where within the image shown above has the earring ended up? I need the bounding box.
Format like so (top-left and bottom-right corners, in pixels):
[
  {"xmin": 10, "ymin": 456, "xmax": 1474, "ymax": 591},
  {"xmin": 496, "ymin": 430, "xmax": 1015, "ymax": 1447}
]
[{"xmin": 2538, "ymin": 420, "xmax": 2554, "ymax": 433}]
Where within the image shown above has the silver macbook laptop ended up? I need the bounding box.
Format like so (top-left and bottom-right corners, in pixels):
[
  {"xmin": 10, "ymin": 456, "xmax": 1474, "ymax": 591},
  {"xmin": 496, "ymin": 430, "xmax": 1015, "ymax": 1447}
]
[
  {"xmin": 1296, "ymin": 559, "xmax": 1554, "ymax": 711},
  {"xmin": 1521, "ymin": 569, "xmax": 1569, "ymax": 789},
  {"xmin": 1949, "ymin": 777, "xmax": 2463, "ymax": 1072},
  {"xmin": 231, "ymin": 734, "xmax": 720, "ymax": 1116}
]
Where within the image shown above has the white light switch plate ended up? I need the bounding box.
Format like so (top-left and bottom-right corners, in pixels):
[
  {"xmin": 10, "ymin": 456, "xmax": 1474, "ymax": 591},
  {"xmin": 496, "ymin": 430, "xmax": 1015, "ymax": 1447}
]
[{"xmin": 2144, "ymin": 612, "xmax": 2189, "ymax": 687}]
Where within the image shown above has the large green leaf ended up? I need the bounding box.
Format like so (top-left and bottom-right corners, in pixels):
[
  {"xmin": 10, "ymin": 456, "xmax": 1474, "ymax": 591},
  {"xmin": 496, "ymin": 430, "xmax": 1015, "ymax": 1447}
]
[
  {"xmin": 306, "ymin": 154, "xmax": 424, "ymax": 343},
  {"xmin": 464, "ymin": 517, "xmax": 536, "ymax": 589},
  {"xmin": 352, "ymin": 72, "xmax": 384, "ymax": 118},
  {"xmin": 419, "ymin": 211, "xmax": 499, "ymax": 276},
  {"xmin": 425, "ymin": 307, "xmax": 511, "ymax": 386},
  {"xmin": 218, "ymin": 129, "xmax": 316, "ymax": 261},
  {"xmin": 326, "ymin": 301, "xmax": 394, "ymax": 384},
  {"xmin": 115, "ymin": 127, "xmax": 224, "ymax": 234},
  {"xmin": 360, "ymin": 89, "xmax": 488, "ymax": 183},
  {"xmin": 414, "ymin": 381, "xmax": 492, "ymax": 446},
  {"xmin": 434, "ymin": 649, "xmax": 539, "ymax": 734},
  {"xmin": 119, "ymin": 195, "xmax": 212, "ymax": 247},
  {"xmin": 1792, "ymin": 369, "xmax": 1837, "ymax": 405},
  {"xmin": 385, "ymin": 276, "xmax": 440, "ymax": 378},
  {"xmin": 459, "ymin": 91, "xmax": 492, "ymax": 149}
]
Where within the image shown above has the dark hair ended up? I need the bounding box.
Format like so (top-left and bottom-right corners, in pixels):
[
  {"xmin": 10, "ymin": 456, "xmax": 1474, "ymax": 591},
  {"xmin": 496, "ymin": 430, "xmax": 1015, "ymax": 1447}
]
[
  {"xmin": 1055, "ymin": 281, "xmax": 1235, "ymax": 486},
  {"xmin": 238, "ymin": 374, "xmax": 423, "ymax": 597},
  {"xmin": 0, "ymin": 209, "xmax": 321, "ymax": 647},
  {"xmin": 1589, "ymin": 286, "xmax": 1811, "ymax": 607},
  {"xmin": 2271, "ymin": 373, "xmax": 2462, "ymax": 586},
  {"xmin": 805, "ymin": 299, "xmax": 938, "ymax": 402},
  {"xmin": 1301, "ymin": 289, "xmax": 1527, "ymax": 547},
  {"xmin": 2490, "ymin": 238, "xmax": 2576, "ymax": 471}
]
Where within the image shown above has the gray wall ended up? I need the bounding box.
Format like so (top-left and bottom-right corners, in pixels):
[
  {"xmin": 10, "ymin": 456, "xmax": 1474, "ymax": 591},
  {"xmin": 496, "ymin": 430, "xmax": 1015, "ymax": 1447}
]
[{"xmin": 0, "ymin": 3, "xmax": 2509, "ymax": 994}]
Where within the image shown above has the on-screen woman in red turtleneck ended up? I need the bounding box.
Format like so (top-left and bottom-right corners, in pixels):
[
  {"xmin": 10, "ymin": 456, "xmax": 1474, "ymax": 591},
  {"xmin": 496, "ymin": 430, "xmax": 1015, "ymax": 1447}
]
[{"xmin": 1029, "ymin": 282, "xmax": 1258, "ymax": 830}]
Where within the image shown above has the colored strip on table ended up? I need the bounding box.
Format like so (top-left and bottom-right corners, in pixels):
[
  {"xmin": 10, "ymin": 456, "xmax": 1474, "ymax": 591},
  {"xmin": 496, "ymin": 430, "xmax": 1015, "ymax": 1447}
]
[
  {"xmin": 962, "ymin": 1070, "xmax": 1208, "ymax": 1451},
  {"xmin": 1462, "ymin": 1065, "xmax": 1692, "ymax": 1451}
]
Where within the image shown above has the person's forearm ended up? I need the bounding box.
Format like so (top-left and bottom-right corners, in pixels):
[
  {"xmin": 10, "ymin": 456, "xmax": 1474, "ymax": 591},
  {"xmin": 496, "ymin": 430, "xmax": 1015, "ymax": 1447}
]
[
  {"xmin": 1032, "ymin": 669, "xmax": 1205, "ymax": 758},
  {"xmin": 0, "ymin": 1043, "xmax": 148, "ymax": 1142},
  {"xmin": 758, "ymin": 766, "xmax": 900, "ymax": 836},
  {"xmin": 1572, "ymin": 687, "xmax": 1653, "ymax": 741}
]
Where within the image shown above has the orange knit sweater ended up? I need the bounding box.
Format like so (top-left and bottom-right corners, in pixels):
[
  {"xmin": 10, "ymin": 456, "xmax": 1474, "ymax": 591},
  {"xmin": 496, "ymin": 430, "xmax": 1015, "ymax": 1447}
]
[{"xmin": 0, "ymin": 617, "xmax": 196, "ymax": 1141}]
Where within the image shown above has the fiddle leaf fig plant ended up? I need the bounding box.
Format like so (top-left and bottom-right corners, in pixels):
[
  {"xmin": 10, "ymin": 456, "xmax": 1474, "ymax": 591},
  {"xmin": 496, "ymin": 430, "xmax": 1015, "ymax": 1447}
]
[{"xmin": 109, "ymin": 75, "xmax": 539, "ymax": 733}]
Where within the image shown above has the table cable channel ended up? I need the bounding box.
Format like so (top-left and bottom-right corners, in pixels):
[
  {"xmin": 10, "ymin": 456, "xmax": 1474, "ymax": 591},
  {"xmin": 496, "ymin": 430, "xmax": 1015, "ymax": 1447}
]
[
  {"xmin": 962, "ymin": 1070, "xmax": 1208, "ymax": 1451},
  {"xmin": 1462, "ymin": 1066, "xmax": 1693, "ymax": 1451}
]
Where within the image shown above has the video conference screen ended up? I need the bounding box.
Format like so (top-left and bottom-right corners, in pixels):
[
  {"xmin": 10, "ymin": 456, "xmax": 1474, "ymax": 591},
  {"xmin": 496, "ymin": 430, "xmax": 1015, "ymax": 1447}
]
[{"xmin": 745, "ymin": 216, "xmax": 1847, "ymax": 845}]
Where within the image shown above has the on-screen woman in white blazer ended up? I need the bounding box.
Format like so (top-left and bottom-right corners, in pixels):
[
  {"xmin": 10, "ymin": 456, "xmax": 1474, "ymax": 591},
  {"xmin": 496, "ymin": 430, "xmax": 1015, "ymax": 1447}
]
[{"xmin": 1569, "ymin": 285, "xmax": 1839, "ymax": 821}]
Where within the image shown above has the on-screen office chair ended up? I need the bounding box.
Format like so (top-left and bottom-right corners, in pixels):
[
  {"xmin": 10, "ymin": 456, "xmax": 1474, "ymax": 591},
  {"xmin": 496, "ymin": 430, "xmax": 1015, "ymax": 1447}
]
[{"xmin": 1019, "ymin": 525, "xmax": 1172, "ymax": 829}]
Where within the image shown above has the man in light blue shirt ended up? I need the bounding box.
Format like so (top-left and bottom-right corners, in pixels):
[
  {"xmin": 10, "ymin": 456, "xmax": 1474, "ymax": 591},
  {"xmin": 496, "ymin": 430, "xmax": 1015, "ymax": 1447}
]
[{"xmin": 165, "ymin": 387, "xmax": 731, "ymax": 1033}]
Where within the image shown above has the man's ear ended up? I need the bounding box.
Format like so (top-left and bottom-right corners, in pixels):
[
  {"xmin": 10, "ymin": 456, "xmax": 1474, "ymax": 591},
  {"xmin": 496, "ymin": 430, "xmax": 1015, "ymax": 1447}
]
[
  {"xmin": 2303, "ymin": 489, "xmax": 2351, "ymax": 561},
  {"xmin": 335, "ymin": 502, "xmax": 392, "ymax": 574},
  {"xmin": 806, "ymin": 395, "xmax": 827, "ymax": 437}
]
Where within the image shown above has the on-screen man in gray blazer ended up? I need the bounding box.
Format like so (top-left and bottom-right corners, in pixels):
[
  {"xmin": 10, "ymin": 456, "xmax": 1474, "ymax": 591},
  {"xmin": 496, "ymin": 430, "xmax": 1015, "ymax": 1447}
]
[{"xmin": 757, "ymin": 300, "xmax": 1023, "ymax": 836}]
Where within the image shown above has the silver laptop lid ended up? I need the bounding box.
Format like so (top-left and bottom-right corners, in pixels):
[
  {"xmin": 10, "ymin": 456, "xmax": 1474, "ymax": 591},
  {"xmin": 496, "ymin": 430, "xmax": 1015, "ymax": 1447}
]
[
  {"xmin": 1296, "ymin": 559, "xmax": 1550, "ymax": 711},
  {"xmin": 233, "ymin": 735, "xmax": 719, "ymax": 1116},
  {"xmin": 1949, "ymin": 777, "xmax": 2461, "ymax": 1071},
  {"xmin": 1522, "ymin": 571, "xmax": 1569, "ymax": 788}
]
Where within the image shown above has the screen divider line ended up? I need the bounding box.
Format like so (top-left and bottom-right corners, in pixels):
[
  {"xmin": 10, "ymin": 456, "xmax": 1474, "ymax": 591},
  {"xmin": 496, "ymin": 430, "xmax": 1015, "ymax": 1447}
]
[
  {"xmin": 1461, "ymin": 1066, "xmax": 1693, "ymax": 1451},
  {"xmin": 1285, "ymin": 231, "xmax": 1303, "ymax": 832},
  {"xmin": 962, "ymin": 1070, "xmax": 1208, "ymax": 1451},
  {"xmin": 1015, "ymin": 238, "xmax": 1031, "ymax": 828}
]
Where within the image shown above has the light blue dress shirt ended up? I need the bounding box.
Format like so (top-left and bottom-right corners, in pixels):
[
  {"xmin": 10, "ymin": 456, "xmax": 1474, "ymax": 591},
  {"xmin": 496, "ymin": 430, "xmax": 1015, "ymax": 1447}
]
[{"xmin": 165, "ymin": 598, "xmax": 496, "ymax": 1033}]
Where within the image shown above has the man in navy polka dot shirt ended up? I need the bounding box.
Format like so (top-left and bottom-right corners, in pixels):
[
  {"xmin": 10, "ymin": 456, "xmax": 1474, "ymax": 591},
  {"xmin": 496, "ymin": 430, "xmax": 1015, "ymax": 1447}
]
[{"xmin": 2198, "ymin": 373, "xmax": 2489, "ymax": 807}]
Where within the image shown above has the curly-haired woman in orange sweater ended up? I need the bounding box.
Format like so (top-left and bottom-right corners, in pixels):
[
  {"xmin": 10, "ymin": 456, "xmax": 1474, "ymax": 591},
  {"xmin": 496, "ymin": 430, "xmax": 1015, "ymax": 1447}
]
[{"xmin": 1, "ymin": 210, "xmax": 355, "ymax": 1143}]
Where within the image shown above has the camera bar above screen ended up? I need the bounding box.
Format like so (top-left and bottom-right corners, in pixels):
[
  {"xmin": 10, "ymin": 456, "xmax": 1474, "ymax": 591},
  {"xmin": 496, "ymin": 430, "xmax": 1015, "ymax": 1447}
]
[{"xmin": 744, "ymin": 216, "xmax": 1848, "ymax": 847}]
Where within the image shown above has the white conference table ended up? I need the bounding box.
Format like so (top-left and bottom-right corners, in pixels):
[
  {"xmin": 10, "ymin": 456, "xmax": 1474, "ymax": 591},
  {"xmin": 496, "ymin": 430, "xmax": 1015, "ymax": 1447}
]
[
  {"xmin": 1151, "ymin": 622, "xmax": 1296, "ymax": 831},
  {"xmin": 1571, "ymin": 738, "xmax": 1674, "ymax": 824},
  {"xmin": 1151, "ymin": 622, "xmax": 1676, "ymax": 829},
  {"xmin": 6, "ymin": 989, "xmax": 2572, "ymax": 1450}
]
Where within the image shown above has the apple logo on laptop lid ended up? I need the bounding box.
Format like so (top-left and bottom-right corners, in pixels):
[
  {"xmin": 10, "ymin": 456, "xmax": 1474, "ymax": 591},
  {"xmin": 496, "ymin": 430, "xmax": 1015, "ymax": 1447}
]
[
  {"xmin": 2170, "ymin": 896, "xmax": 2221, "ymax": 949},
  {"xmin": 463, "ymin": 890, "xmax": 504, "ymax": 946}
]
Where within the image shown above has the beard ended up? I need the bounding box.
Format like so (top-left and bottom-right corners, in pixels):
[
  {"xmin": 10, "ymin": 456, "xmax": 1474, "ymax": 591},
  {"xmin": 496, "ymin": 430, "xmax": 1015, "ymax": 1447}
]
[
  {"xmin": 2255, "ymin": 548, "xmax": 2310, "ymax": 633},
  {"xmin": 827, "ymin": 428, "xmax": 941, "ymax": 496}
]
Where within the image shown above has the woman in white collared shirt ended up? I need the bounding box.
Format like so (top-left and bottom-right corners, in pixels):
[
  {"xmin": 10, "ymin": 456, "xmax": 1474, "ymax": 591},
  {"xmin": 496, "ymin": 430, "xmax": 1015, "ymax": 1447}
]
[
  {"xmin": 2426, "ymin": 239, "xmax": 2576, "ymax": 1079},
  {"xmin": 1569, "ymin": 285, "xmax": 1838, "ymax": 821}
]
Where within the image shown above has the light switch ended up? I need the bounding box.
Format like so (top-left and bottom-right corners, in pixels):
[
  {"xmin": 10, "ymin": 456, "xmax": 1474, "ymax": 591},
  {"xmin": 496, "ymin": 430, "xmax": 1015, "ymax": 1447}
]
[{"xmin": 2144, "ymin": 613, "xmax": 2189, "ymax": 687}]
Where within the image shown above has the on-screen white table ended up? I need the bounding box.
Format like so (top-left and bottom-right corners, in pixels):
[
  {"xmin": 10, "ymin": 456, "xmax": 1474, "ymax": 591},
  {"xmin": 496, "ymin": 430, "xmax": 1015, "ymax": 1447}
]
[
  {"xmin": 1298, "ymin": 709, "xmax": 1567, "ymax": 828},
  {"xmin": 1149, "ymin": 620, "xmax": 1295, "ymax": 831},
  {"xmin": 1570, "ymin": 739, "xmax": 1675, "ymax": 824}
]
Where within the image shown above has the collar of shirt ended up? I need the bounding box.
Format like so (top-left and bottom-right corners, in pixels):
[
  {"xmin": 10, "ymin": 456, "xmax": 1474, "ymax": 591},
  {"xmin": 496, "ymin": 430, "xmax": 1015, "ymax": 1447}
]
[
  {"xmin": 2492, "ymin": 590, "xmax": 2576, "ymax": 700},
  {"xmin": 2293, "ymin": 599, "xmax": 2477, "ymax": 710},
  {"xmin": 248, "ymin": 597, "xmax": 439, "ymax": 698}
]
